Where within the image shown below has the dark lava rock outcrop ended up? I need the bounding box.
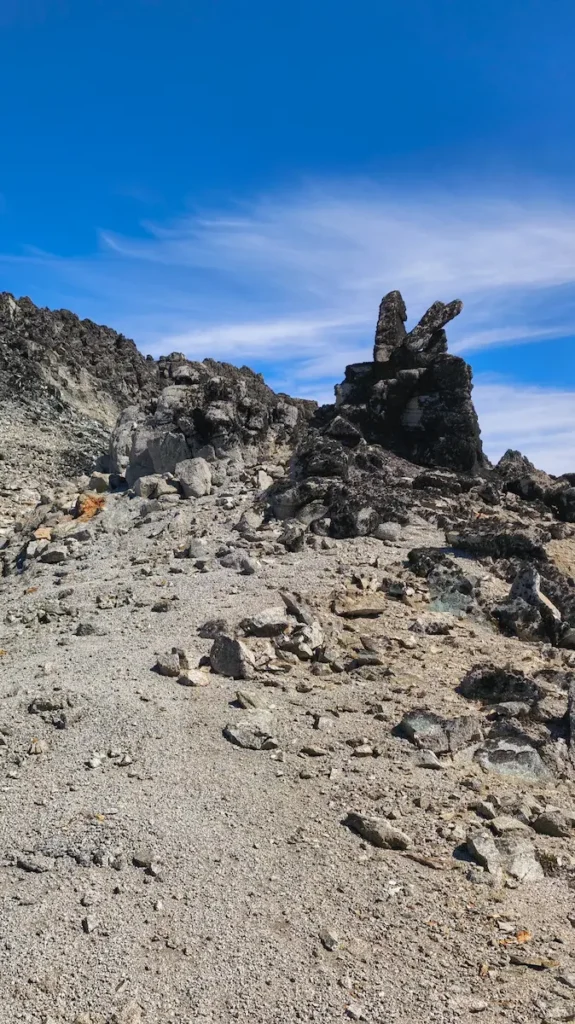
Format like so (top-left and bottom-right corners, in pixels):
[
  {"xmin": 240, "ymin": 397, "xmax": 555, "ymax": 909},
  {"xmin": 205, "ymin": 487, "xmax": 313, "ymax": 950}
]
[
  {"xmin": 269, "ymin": 291, "xmax": 487, "ymax": 536},
  {"xmin": 338, "ymin": 290, "xmax": 486, "ymax": 473}
]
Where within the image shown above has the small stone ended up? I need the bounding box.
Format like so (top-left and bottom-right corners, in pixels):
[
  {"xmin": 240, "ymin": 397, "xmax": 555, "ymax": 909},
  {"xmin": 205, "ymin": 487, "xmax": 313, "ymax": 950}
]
[
  {"xmin": 319, "ymin": 926, "xmax": 340, "ymax": 951},
  {"xmin": 236, "ymin": 690, "xmax": 268, "ymax": 710},
  {"xmin": 352, "ymin": 744, "xmax": 375, "ymax": 758},
  {"xmin": 489, "ymin": 815, "xmax": 530, "ymax": 835},
  {"xmin": 558, "ymin": 974, "xmax": 575, "ymax": 989},
  {"xmin": 16, "ymin": 854, "xmax": 52, "ymax": 873},
  {"xmin": 240, "ymin": 607, "xmax": 290, "ymax": 637},
  {"xmin": 467, "ymin": 830, "xmax": 503, "ymax": 878},
  {"xmin": 223, "ymin": 709, "xmax": 277, "ymax": 750},
  {"xmin": 82, "ymin": 914, "xmax": 99, "ymax": 934},
  {"xmin": 333, "ymin": 595, "xmax": 387, "ymax": 618},
  {"xmin": 28, "ymin": 738, "xmax": 49, "ymax": 755},
  {"xmin": 178, "ymin": 670, "xmax": 210, "ymax": 687},
  {"xmin": 154, "ymin": 652, "xmax": 181, "ymax": 677},
  {"xmin": 417, "ymin": 749, "xmax": 442, "ymax": 769},
  {"xmin": 472, "ymin": 800, "xmax": 497, "ymax": 820},
  {"xmin": 346, "ymin": 1001, "xmax": 366, "ymax": 1021},
  {"xmin": 343, "ymin": 811, "xmax": 411, "ymax": 850},
  {"xmin": 39, "ymin": 544, "xmax": 68, "ymax": 564},
  {"xmin": 373, "ymin": 522, "xmax": 402, "ymax": 542}
]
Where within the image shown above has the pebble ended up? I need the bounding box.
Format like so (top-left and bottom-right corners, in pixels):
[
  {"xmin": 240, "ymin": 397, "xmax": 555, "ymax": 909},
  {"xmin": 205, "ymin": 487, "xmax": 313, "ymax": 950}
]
[{"xmin": 319, "ymin": 926, "xmax": 340, "ymax": 951}]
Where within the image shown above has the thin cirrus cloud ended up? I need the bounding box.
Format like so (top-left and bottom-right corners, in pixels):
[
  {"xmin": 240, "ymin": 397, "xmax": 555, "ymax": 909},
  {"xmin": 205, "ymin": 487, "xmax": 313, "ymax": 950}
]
[
  {"xmin": 3, "ymin": 180, "xmax": 575, "ymax": 471},
  {"xmin": 98, "ymin": 183, "xmax": 575, "ymax": 370}
]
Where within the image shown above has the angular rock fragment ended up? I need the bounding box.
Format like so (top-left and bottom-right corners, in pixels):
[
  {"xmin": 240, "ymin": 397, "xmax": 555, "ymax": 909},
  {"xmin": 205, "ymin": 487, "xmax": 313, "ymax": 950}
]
[
  {"xmin": 210, "ymin": 635, "xmax": 255, "ymax": 679},
  {"xmin": 240, "ymin": 607, "xmax": 291, "ymax": 637},
  {"xmin": 474, "ymin": 738, "xmax": 549, "ymax": 781},
  {"xmin": 175, "ymin": 457, "xmax": 212, "ymax": 498},
  {"xmin": 343, "ymin": 811, "xmax": 411, "ymax": 850},
  {"xmin": 223, "ymin": 709, "xmax": 277, "ymax": 750},
  {"xmin": 399, "ymin": 709, "xmax": 481, "ymax": 754},
  {"xmin": 467, "ymin": 829, "xmax": 543, "ymax": 882},
  {"xmin": 532, "ymin": 811, "xmax": 571, "ymax": 838}
]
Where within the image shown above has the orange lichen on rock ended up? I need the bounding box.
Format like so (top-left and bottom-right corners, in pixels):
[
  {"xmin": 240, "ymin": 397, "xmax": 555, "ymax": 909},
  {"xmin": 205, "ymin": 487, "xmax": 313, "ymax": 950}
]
[{"xmin": 75, "ymin": 493, "xmax": 106, "ymax": 522}]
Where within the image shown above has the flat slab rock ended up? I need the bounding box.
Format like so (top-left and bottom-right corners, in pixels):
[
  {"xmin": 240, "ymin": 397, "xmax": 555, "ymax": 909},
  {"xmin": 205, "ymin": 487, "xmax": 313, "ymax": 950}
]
[
  {"xmin": 400, "ymin": 708, "xmax": 482, "ymax": 755},
  {"xmin": 333, "ymin": 595, "xmax": 387, "ymax": 618}
]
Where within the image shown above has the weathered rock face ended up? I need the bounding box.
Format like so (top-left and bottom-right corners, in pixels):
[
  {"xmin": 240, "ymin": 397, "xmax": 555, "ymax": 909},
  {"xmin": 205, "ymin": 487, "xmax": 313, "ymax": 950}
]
[
  {"xmin": 110, "ymin": 356, "xmax": 315, "ymax": 485},
  {"xmin": 0, "ymin": 293, "xmax": 161, "ymax": 527},
  {"xmin": 0, "ymin": 292, "xmax": 158, "ymax": 424}
]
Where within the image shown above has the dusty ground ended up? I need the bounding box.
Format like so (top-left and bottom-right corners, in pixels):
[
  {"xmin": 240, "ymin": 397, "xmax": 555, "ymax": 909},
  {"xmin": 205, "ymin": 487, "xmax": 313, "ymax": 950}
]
[{"xmin": 1, "ymin": 483, "xmax": 575, "ymax": 1024}]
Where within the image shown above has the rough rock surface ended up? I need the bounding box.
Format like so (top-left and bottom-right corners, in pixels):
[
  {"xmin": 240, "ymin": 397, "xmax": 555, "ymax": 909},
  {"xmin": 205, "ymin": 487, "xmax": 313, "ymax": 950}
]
[{"xmin": 1, "ymin": 289, "xmax": 575, "ymax": 1023}]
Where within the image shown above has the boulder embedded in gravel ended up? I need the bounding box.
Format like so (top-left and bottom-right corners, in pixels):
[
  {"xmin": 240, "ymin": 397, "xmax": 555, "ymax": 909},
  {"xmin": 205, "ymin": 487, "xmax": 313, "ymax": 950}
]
[
  {"xmin": 373, "ymin": 521, "xmax": 402, "ymax": 542},
  {"xmin": 467, "ymin": 829, "xmax": 543, "ymax": 882},
  {"xmin": 532, "ymin": 811, "xmax": 571, "ymax": 838},
  {"xmin": 133, "ymin": 474, "xmax": 164, "ymax": 499},
  {"xmin": 154, "ymin": 649, "xmax": 191, "ymax": 677},
  {"xmin": 39, "ymin": 544, "xmax": 67, "ymax": 564},
  {"xmin": 240, "ymin": 607, "xmax": 291, "ymax": 636},
  {"xmin": 474, "ymin": 738, "xmax": 550, "ymax": 780},
  {"xmin": 343, "ymin": 811, "xmax": 411, "ymax": 850},
  {"xmin": 459, "ymin": 664, "xmax": 543, "ymax": 705},
  {"xmin": 175, "ymin": 457, "xmax": 212, "ymax": 498},
  {"xmin": 399, "ymin": 709, "xmax": 482, "ymax": 754},
  {"xmin": 88, "ymin": 471, "xmax": 110, "ymax": 493},
  {"xmin": 210, "ymin": 634, "xmax": 255, "ymax": 678},
  {"xmin": 280, "ymin": 591, "xmax": 315, "ymax": 626},
  {"xmin": 223, "ymin": 709, "xmax": 277, "ymax": 749}
]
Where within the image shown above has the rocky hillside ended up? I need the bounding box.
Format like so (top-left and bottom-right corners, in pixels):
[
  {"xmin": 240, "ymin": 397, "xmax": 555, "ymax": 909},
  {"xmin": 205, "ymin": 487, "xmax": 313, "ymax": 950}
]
[
  {"xmin": 0, "ymin": 292, "xmax": 314, "ymax": 531},
  {"xmin": 1, "ymin": 290, "xmax": 575, "ymax": 1023}
]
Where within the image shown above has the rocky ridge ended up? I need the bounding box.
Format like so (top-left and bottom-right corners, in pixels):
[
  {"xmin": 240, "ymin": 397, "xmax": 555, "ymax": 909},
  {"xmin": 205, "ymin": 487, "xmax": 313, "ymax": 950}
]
[{"xmin": 1, "ymin": 291, "xmax": 575, "ymax": 1023}]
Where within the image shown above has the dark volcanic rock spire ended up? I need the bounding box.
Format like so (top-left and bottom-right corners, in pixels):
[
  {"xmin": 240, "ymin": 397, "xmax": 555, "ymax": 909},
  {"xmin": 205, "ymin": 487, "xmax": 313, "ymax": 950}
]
[{"xmin": 334, "ymin": 291, "xmax": 485, "ymax": 474}]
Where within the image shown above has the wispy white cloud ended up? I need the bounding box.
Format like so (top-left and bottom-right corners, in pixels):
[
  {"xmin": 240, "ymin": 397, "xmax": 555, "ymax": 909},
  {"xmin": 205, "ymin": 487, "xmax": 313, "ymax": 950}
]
[{"xmin": 3, "ymin": 180, "xmax": 575, "ymax": 470}]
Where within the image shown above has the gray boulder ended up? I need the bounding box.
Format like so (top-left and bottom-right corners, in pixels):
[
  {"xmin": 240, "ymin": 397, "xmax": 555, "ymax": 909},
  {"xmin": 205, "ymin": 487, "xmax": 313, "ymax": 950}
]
[
  {"xmin": 175, "ymin": 458, "xmax": 212, "ymax": 498},
  {"xmin": 210, "ymin": 635, "xmax": 255, "ymax": 679},
  {"xmin": 223, "ymin": 709, "xmax": 277, "ymax": 750}
]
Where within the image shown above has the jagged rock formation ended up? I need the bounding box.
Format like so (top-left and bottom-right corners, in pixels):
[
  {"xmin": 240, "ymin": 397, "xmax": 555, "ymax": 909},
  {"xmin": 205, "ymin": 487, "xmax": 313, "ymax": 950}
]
[
  {"xmin": 108, "ymin": 355, "xmax": 315, "ymax": 487},
  {"xmin": 269, "ymin": 292, "xmax": 486, "ymax": 536},
  {"xmin": 0, "ymin": 292, "xmax": 159, "ymax": 526},
  {"xmin": 0, "ymin": 292, "xmax": 157, "ymax": 423},
  {"xmin": 0, "ymin": 292, "xmax": 314, "ymax": 523},
  {"xmin": 332, "ymin": 290, "xmax": 484, "ymax": 473}
]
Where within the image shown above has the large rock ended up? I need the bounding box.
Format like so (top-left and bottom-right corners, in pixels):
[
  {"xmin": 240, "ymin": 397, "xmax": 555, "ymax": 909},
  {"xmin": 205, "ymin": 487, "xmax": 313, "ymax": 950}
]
[
  {"xmin": 268, "ymin": 291, "xmax": 487, "ymax": 539},
  {"xmin": 331, "ymin": 291, "xmax": 485, "ymax": 473},
  {"xmin": 210, "ymin": 635, "xmax": 255, "ymax": 679},
  {"xmin": 175, "ymin": 457, "xmax": 212, "ymax": 498},
  {"xmin": 109, "ymin": 357, "xmax": 315, "ymax": 486}
]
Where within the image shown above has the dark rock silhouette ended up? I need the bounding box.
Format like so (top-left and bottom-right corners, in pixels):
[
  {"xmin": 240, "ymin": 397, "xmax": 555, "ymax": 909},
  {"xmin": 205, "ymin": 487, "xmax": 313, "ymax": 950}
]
[{"xmin": 327, "ymin": 290, "xmax": 485, "ymax": 474}]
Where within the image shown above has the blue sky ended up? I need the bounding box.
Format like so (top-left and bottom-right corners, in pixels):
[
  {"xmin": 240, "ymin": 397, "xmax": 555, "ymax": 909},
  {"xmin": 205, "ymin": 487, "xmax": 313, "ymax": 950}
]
[{"xmin": 2, "ymin": 0, "xmax": 575, "ymax": 472}]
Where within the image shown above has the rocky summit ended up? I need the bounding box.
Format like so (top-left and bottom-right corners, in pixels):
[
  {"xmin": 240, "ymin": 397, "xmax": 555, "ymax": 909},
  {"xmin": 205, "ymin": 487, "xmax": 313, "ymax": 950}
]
[{"xmin": 1, "ymin": 290, "xmax": 575, "ymax": 1024}]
